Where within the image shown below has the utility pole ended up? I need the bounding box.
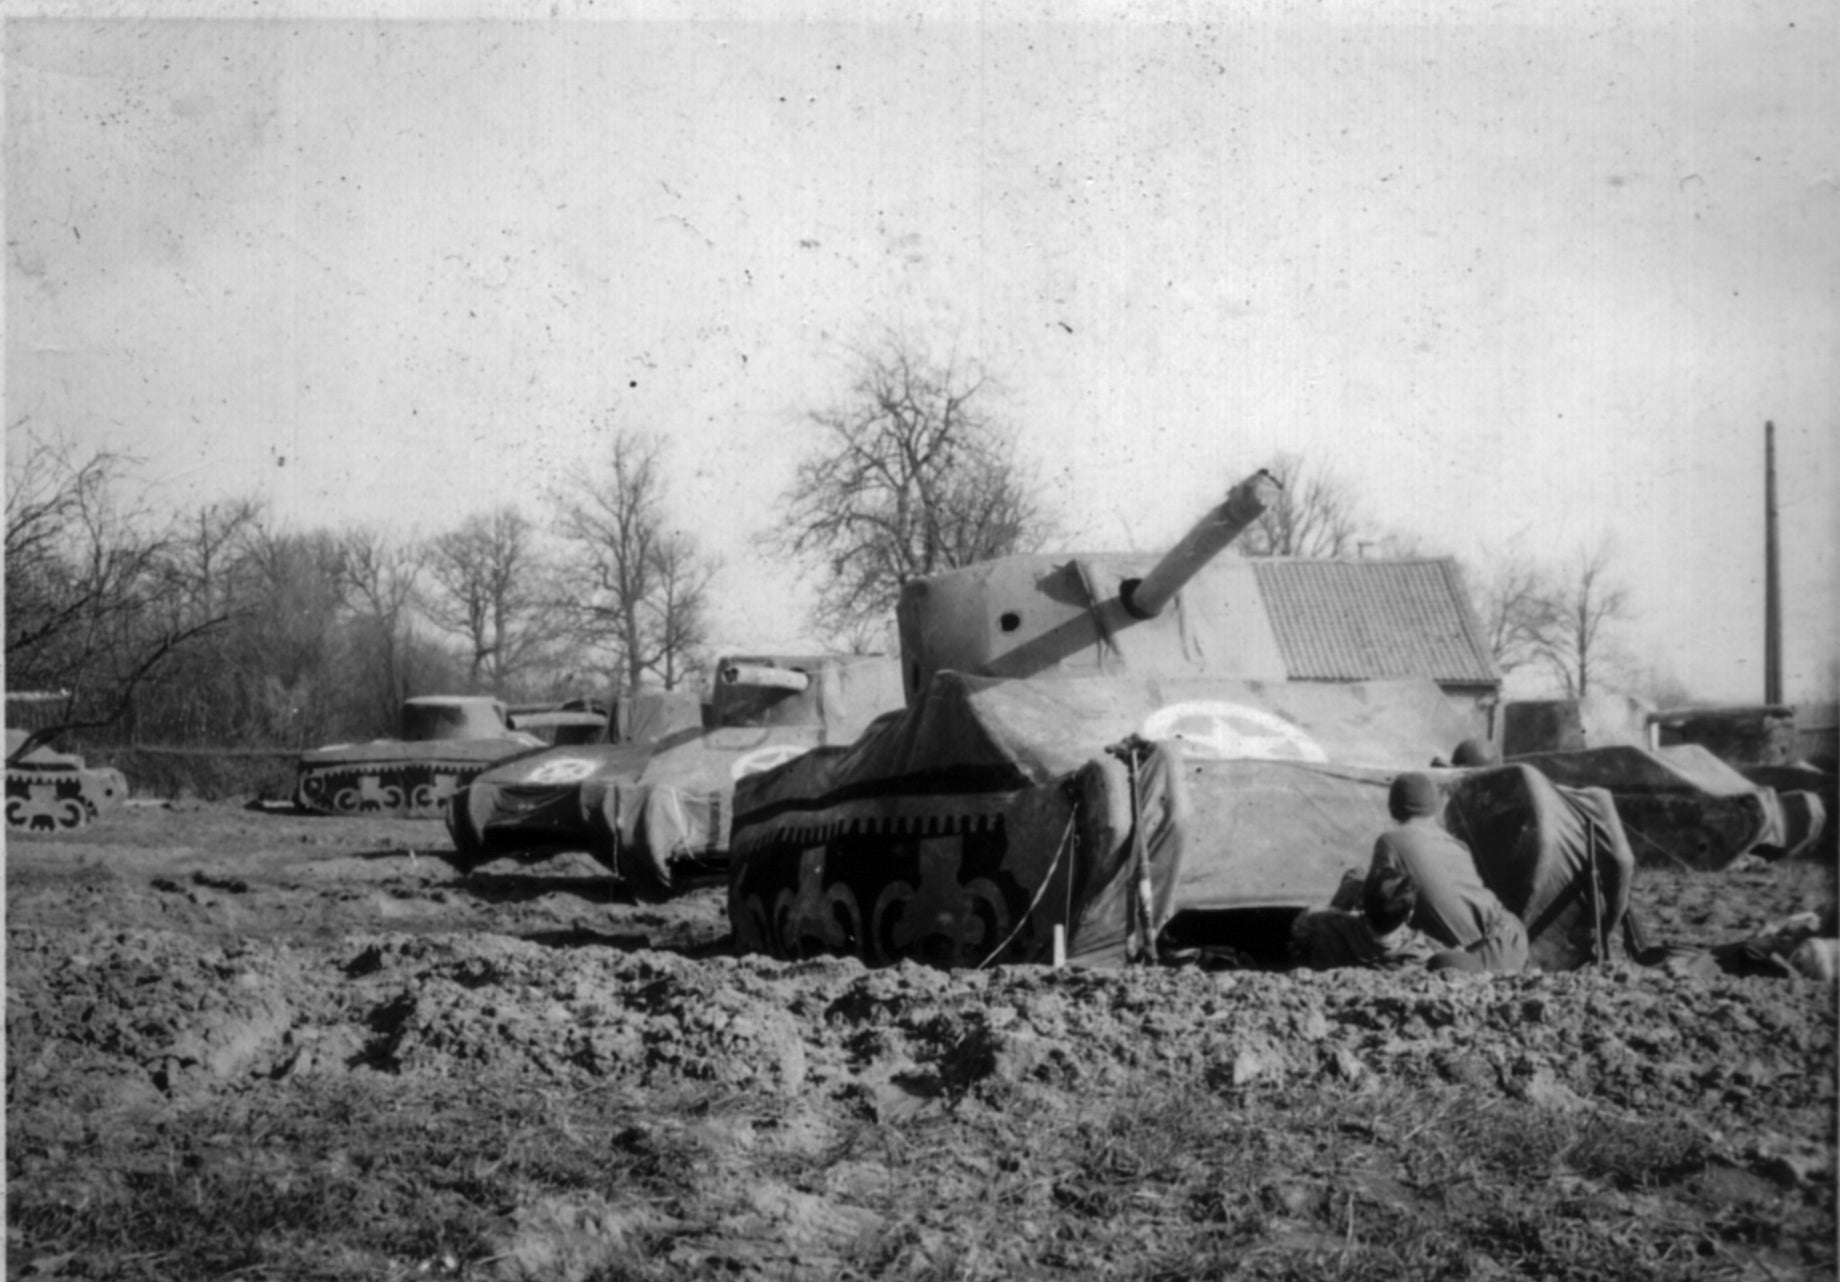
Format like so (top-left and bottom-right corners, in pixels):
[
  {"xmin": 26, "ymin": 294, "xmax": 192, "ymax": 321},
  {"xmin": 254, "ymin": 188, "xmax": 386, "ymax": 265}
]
[{"xmin": 1764, "ymin": 421, "xmax": 1782, "ymax": 705}]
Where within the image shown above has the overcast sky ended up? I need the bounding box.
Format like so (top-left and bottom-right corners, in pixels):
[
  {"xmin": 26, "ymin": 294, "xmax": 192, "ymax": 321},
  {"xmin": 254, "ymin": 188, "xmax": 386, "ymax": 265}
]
[{"xmin": 6, "ymin": 3, "xmax": 1836, "ymax": 702}]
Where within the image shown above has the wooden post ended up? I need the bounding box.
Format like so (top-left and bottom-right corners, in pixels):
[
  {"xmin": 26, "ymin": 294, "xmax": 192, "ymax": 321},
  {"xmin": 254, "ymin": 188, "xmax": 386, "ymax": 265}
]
[{"xmin": 1764, "ymin": 421, "xmax": 1783, "ymax": 705}]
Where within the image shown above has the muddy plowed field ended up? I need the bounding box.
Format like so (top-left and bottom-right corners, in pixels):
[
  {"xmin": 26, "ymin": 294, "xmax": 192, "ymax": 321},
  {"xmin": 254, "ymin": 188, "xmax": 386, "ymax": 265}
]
[{"xmin": 6, "ymin": 802, "xmax": 1836, "ymax": 1280}]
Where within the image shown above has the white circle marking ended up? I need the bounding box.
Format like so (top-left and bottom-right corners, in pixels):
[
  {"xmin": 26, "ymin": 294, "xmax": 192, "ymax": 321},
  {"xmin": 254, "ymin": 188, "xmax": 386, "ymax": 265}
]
[{"xmin": 1139, "ymin": 701, "xmax": 1328, "ymax": 763}]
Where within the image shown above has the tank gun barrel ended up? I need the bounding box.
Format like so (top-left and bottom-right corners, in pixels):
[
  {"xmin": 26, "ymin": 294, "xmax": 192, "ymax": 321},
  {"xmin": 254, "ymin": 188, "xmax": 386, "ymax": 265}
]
[
  {"xmin": 720, "ymin": 663, "xmax": 812, "ymax": 693},
  {"xmin": 1121, "ymin": 468, "xmax": 1280, "ymax": 620}
]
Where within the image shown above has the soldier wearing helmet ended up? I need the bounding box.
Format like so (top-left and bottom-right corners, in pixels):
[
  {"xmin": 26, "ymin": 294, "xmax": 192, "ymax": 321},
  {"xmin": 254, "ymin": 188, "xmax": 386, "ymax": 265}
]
[{"xmin": 1369, "ymin": 772, "xmax": 1528, "ymax": 973}]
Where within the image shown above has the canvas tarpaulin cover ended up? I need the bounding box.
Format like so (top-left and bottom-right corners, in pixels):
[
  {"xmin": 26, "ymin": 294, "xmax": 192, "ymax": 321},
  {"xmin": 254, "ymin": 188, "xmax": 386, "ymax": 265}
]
[
  {"xmin": 450, "ymin": 656, "xmax": 907, "ymax": 894},
  {"xmin": 1165, "ymin": 760, "xmax": 1631, "ymax": 971},
  {"xmin": 730, "ymin": 672, "xmax": 1489, "ymax": 968},
  {"xmin": 578, "ymin": 725, "xmax": 838, "ymax": 890},
  {"xmin": 1510, "ymin": 743, "xmax": 1791, "ymax": 869},
  {"xmin": 1440, "ymin": 765, "xmax": 1634, "ymax": 970},
  {"xmin": 728, "ymin": 672, "xmax": 1189, "ymax": 968},
  {"xmin": 731, "ymin": 670, "xmax": 1474, "ymax": 853},
  {"xmin": 733, "ymin": 674, "xmax": 1633, "ymax": 971},
  {"xmin": 451, "ymin": 725, "xmax": 833, "ymax": 893}
]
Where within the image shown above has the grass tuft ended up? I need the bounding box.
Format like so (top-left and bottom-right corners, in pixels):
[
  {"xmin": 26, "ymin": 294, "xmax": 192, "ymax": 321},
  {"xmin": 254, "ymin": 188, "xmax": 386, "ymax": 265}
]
[{"xmin": 8, "ymin": 1071, "xmax": 1832, "ymax": 1280}]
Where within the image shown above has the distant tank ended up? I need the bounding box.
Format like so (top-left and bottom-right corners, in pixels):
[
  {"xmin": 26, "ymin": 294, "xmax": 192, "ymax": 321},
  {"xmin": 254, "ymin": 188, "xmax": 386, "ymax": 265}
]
[
  {"xmin": 1649, "ymin": 703, "xmax": 1833, "ymax": 863},
  {"xmin": 294, "ymin": 695, "xmax": 608, "ymax": 818},
  {"xmin": 729, "ymin": 470, "xmax": 1633, "ymax": 971},
  {"xmin": 5, "ymin": 729, "xmax": 131, "ymax": 832},
  {"xmin": 1498, "ymin": 698, "xmax": 1828, "ymax": 867},
  {"xmin": 446, "ymin": 654, "xmax": 906, "ymax": 897}
]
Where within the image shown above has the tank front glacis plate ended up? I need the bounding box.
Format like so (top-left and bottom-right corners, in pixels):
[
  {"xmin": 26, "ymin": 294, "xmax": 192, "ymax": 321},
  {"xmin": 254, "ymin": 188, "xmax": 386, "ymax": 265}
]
[
  {"xmin": 477, "ymin": 784, "xmax": 586, "ymax": 840},
  {"xmin": 454, "ymin": 742, "xmax": 659, "ymax": 851},
  {"xmin": 473, "ymin": 742, "xmax": 650, "ymax": 789}
]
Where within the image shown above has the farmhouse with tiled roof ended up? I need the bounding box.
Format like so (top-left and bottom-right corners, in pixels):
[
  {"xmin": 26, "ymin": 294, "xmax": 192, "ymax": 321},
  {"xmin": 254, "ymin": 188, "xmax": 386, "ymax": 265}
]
[{"xmin": 1249, "ymin": 556, "xmax": 1502, "ymax": 728}]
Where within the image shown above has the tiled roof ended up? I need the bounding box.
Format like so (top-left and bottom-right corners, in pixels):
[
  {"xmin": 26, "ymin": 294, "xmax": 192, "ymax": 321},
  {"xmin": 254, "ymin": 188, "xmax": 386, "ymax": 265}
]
[{"xmin": 1249, "ymin": 557, "xmax": 1500, "ymax": 686}]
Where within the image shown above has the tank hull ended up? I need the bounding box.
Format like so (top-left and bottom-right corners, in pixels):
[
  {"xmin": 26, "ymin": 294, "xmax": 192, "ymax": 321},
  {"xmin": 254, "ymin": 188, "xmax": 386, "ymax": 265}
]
[
  {"xmin": 446, "ymin": 727, "xmax": 848, "ymax": 895},
  {"xmin": 295, "ymin": 737, "xmax": 543, "ymax": 818},
  {"xmin": 729, "ymin": 673, "xmax": 1633, "ymax": 971},
  {"xmin": 1509, "ymin": 744, "xmax": 1812, "ymax": 870},
  {"xmin": 5, "ymin": 762, "xmax": 129, "ymax": 831},
  {"xmin": 5, "ymin": 731, "xmax": 128, "ymax": 831},
  {"xmin": 445, "ymin": 656, "xmax": 906, "ymax": 896}
]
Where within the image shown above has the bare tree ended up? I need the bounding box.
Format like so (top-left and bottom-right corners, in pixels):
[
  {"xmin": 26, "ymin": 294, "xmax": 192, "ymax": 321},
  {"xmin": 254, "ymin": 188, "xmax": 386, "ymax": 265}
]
[
  {"xmin": 421, "ymin": 507, "xmax": 558, "ymax": 691},
  {"xmin": 777, "ymin": 334, "xmax": 1053, "ymax": 638},
  {"xmin": 4, "ymin": 427, "xmax": 232, "ymax": 758},
  {"xmin": 231, "ymin": 527, "xmax": 351, "ymax": 744},
  {"xmin": 133, "ymin": 497, "xmax": 268, "ymax": 741},
  {"xmin": 5, "ymin": 430, "xmax": 140, "ymax": 674},
  {"xmin": 1527, "ymin": 539, "xmax": 1634, "ymax": 699},
  {"xmin": 1236, "ymin": 452, "xmax": 1372, "ymax": 558},
  {"xmin": 335, "ymin": 526, "xmax": 428, "ymax": 726},
  {"xmin": 647, "ymin": 530, "xmax": 715, "ymax": 691},
  {"xmin": 553, "ymin": 428, "xmax": 715, "ymax": 692},
  {"xmin": 162, "ymin": 499, "xmax": 266, "ymax": 621},
  {"xmin": 1473, "ymin": 553, "xmax": 1550, "ymax": 678}
]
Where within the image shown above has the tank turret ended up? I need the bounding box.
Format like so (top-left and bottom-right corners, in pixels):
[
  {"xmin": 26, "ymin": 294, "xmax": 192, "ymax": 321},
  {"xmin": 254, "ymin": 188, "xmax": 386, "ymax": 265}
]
[
  {"xmin": 895, "ymin": 469, "xmax": 1285, "ymax": 701},
  {"xmin": 401, "ymin": 695, "xmax": 513, "ymax": 742}
]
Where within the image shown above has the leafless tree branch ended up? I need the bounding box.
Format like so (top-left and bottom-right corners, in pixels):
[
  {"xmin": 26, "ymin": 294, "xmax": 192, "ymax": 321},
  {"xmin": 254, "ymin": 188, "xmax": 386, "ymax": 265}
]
[{"xmin": 775, "ymin": 332, "xmax": 1055, "ymax": 640}]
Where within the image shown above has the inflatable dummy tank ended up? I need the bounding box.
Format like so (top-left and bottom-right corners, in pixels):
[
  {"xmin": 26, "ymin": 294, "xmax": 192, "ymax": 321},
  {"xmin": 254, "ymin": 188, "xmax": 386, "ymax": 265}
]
[
  {"xmin": 294, "ymin": 695, "xmax": 608, "ymax": 818},
  {"xmin": 446, "ymin": 655, "xmax": 906, "ymax": 898},
  {"xmin": 5, "ymin": 728, "xmax": 130, "ymax": 832},
  {"xmin": 1500, "ymin": 699, "xmax": 1826, "ymax": 867},
  {"xmin": 1650, "ymin": 704, "xmax": 1832, "ymax": 863},
  {"xmin": 729, "ymin": 470, "xmax": 1635, "ymax": 971},
  {"xmin": 1507, "ymin": 743, "xmax": 1824, "ymax": 868}
]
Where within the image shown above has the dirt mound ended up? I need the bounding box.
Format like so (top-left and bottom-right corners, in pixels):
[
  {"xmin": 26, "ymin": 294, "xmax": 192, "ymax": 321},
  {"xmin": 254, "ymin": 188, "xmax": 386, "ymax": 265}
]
[
  {"xmin": 5, "ymin": 803, "xmax": 1835, "ymax": 1279},
  {"xmin": 10, "ymin": 922, "xmax": 1834, "ymax": 1131}
]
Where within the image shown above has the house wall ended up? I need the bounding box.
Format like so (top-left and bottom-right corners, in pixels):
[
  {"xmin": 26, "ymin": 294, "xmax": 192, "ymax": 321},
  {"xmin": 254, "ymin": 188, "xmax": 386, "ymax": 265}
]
[
  {"xmin": 1501, "ymin": 695, "xmax": 1658, "ymax": 757},
  {"xmin": 1440, "ymin": 684, "xmax": 1501, "ymax": 750}
]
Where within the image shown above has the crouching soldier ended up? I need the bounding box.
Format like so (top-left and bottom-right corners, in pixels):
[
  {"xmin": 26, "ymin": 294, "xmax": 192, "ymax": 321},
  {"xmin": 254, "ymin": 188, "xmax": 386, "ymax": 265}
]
[
  {"xmin": 1370, "ymin": 772, "xmax": 1529, "ymax": 974},
  {"xmin": 1289, "ymin": 866, "xmax": 1438, "ymax": 971}
]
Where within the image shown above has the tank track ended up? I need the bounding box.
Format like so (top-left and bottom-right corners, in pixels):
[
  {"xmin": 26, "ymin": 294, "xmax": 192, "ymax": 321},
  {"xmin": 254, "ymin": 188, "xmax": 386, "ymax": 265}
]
[
  {"xmin": 6, "ymin": 767, "xmax": 125, "ymax": 832},
  {"xmin": 729, "ymin": 823, "xmax": 1036, "ymax": 968},
  {"xmin": 295, "ymin": 762, "xmax": 488, "ymax": 818}
]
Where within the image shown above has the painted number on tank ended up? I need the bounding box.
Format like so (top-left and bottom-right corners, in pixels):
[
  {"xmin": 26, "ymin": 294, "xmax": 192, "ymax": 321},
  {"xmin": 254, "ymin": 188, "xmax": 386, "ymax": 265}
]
[{"xmin": 1139, "ymin": 701, "xmax": 1328, "ymax": 763}]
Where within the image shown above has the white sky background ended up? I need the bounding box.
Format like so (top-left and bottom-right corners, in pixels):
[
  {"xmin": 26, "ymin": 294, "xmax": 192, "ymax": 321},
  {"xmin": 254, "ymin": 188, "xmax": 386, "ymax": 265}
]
[{"xmin": 6, "ymin": 3, "xmax": 1836, "ymax": 703}]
